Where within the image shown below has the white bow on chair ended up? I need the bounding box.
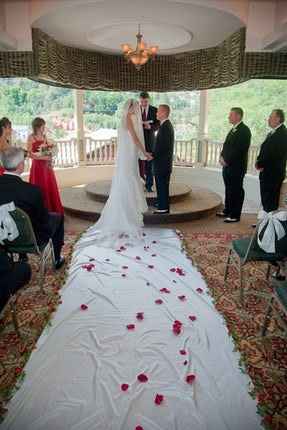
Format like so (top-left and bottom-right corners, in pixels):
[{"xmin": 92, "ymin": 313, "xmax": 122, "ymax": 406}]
[
  {"xmin": 0, "ymin": 202, "xmax": 19, "ymax": 244},
  {"xmin": 257, "ymin": 210, "xmax": 287, "ymax": 253}
]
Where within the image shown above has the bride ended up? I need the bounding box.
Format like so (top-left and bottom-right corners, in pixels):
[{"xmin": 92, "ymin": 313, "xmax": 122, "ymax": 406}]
[{"xmin": 78, "ymin": 99, "xmax": 153, "ymax": 248}]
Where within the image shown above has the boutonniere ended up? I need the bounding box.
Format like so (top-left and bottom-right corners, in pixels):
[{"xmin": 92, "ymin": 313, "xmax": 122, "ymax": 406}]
[{"xmin": 231, "ymin": 128, "xmax": 237, "ymax": 133}]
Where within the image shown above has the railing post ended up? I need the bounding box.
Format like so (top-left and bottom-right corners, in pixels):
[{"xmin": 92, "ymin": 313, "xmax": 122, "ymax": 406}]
[
  {"xmin": 74, "ymin": 89, "xmax": 85, "ymax": 165},
  {"xmin": 197, "ymin": 90, "xmax": 208, "ymax": 166}
]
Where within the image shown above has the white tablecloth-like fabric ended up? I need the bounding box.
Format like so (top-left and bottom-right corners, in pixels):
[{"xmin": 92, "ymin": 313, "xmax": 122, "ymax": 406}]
[{"xmin": 1, "ymin": 228, "xmax": 262, "ymax": 430}]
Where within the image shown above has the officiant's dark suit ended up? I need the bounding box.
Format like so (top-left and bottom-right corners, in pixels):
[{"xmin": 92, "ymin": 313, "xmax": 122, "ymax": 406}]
[
  {"xmin": 256, "ymin": 113, "xmax": 287, "ymax": 212},
  {"xmin": 0, "ymin": 173, "xmax": 64, "ymax": 263},
  {"xmin": 220, "ymin": 111, "xmax": 251, "ymax": 221},
  {"xmin": 139, "ymin": 93, "xmax": 160, "ymax": 192},
  {"xmin": 153, "ymin": 112, "xmax": 174, "ymax": 213}
]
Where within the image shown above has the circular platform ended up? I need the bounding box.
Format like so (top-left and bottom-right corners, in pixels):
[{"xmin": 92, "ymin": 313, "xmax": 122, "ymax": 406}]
[
  {"xmin": 85, "ymin": 181, "xmax": 192, "ymax": 204},
  {"xmin": 62, "ymin": 183, "xmax": 222, "ymax": 224}
]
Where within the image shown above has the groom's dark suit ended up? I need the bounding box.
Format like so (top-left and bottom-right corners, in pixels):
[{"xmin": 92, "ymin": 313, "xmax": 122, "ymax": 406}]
[{"xmin": 153, "ymin": 119, "xmax": 174, "ymax": 212}]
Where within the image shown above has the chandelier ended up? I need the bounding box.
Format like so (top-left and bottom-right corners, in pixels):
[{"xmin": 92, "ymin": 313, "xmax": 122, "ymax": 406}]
[{"xmin": 121, "ymin": 25, "xmax": 158, "ymax": 70}]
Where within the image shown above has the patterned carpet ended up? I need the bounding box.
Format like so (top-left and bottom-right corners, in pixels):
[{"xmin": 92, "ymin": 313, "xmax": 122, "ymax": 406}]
[{"xmin": 0, "ymin": 231, "xmax": 286, "ymax": 429}]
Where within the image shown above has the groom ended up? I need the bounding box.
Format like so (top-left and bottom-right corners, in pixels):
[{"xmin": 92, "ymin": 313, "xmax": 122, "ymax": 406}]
[{"xmin": 153, "ymin": 104, "xmax": 174, "ymax": 214}]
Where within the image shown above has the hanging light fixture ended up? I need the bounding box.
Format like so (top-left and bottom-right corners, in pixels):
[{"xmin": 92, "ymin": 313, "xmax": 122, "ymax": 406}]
[{"xmin": 121, "ymin": 24, "xmax": 158, "ymax": 71}]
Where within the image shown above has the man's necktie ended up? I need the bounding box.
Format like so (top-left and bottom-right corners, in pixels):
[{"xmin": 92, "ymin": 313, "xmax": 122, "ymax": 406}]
[{"xmin": 142, "ymin": 109, "xmax": 147, "ymax": 121}]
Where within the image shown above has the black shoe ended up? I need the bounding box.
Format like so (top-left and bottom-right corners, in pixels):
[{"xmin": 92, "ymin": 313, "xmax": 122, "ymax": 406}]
[
  {"xmin": 54, "ymin": 256, "xmax": 65, "ymax": 270},
  {"xmin": 216, "ymin": 211, "xmax": 228, "ymax": 218},
  {"xmin": 224, "ymin": 217, "xmax": 240, "ymax": 223},
  {"xmin": 153, "ymin": 209, "xmax": 169, "ymax": 214}
]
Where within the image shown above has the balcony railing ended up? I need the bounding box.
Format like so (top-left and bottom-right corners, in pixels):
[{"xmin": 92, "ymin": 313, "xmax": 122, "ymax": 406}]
[{"xmin": 23, "ymin": 137, "xmax": 261, "ymax": 175}]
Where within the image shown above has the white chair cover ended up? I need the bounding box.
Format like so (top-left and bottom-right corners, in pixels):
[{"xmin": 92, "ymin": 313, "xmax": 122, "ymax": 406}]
[
  {"xmin": 257, "ymin": 210, "xmax": 287, "ymax": 253},
  {"xmin": 0, "ymin": 202, "xmax": 19, "ymax": 245}
]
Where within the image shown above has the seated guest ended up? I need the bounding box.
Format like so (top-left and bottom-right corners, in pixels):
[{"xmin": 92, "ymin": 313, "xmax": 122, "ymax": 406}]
[
  {"xmin": 0, "ymin": 147, "xmax": 65, "ymax": 269},
  {"xmin": 27, "ymin": 117, "xmax": 64, "ymax": 214},
  {"xmin": 0, "ymin": 249, "xmax": 31, "ymax": 312},
  {"xmin": 0, "ymin": 117, "xmax": 12, "ymax": 175}
]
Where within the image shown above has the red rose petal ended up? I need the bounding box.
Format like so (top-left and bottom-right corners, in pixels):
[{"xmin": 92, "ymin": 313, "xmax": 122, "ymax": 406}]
[
  {"xmin": 186, "ymin": 374, "xmax": 196, "ymax": 384},
  {"xmin": 126, "ymin": 324, "xmax": 135, "ymax": 330},
  {"xmin": 121, "ymin": 383, "xmax": 129, "ymax": 391},
  {"xmin": 135, "ymin": 426, "xmax": 144, "ymax": 430},
  {"xmin": 170, "ymin": 268, "xmax": 176, "ymax": 272},
  {"xmin": 120, "ymin": 246, "xmax": 126, "ymax": 251},
  {"xmin": 137, "ymin": 373, "xmax": 148, "ymax": 383},
  {"xmin": 189, "ymin": 315, "xmax": 197, "ymax": 321},
  {"xmin": 136, "ymin": 312, "xmax": 144, "ymax": 320},
  {"xmin": 82, "ymin": 263, "xmax": 95, "ymax": 272},
  {"xmin": 155, "ymin": 299, "xmax": 163, "ymax": 305},
  {"xmin": 173, "ymin": 326, "xmax": 181, "ymax": 335},
  {"xmin": 80, "ymin": 304, "xmax": 88, "ymax": 311},
  {"xmin": 154, "ymin": 393, "xmax": 164, "ymax": 405},
  {"xmin": 178, "ymin": 295, "xmax": 186, "ymax": 301},
  {"xmin": 174, "ymin": 320, "xmax": 182, "ymax": 326},
  {"xmin": 196, "ymin": 288, "xmax": 203, "ymax": 294},
  {"xmin": 160, "ymin": 287, "xmax": 170, "ymax": 294},
  {"xmin": 180, "ymin": 349, "xmax": 187, "ymax": 355}
]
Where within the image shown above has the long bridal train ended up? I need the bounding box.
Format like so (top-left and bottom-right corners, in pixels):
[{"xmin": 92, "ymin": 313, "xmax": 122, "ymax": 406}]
[{"xmin": 2, "ymin": 228, "xmax": 261, "ymax": 430}]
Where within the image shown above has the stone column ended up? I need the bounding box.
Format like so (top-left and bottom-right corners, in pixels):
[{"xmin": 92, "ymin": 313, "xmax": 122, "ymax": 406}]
[
  {"xmin": 74, "ymin": 89, "xmax": 85, "ymax": 164},
  {"xmin": 197, "ymin": 90, "xmax": 208, "ymax": 166}
]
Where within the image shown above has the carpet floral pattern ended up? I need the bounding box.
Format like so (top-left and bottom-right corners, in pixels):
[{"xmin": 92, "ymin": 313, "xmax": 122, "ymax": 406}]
[
  {"xmin": 0, "ymin": 232, "xmax": 78, "ymax": 421},
  {"xmin": 183, "ymin": 232, "xmax": 287, "ymax": 430},
  {"xmin": 0, "ymin": 231, "xmax": 286, "ymax": 430}
]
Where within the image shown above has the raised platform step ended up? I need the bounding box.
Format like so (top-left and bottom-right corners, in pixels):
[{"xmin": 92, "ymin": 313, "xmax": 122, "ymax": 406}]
[
  {"xmin": 85, "ymin": 181, "xmax": 192, "ymax": 204},
  {"xmin": 62, "ymin": 184, "xmax": 222, "ymax": 224}
]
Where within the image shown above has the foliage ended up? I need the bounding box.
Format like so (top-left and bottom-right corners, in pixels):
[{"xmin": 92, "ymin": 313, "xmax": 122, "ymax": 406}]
[{"xmin": 0, "ymin": 77, "xmax": 286, "ymax": 144}]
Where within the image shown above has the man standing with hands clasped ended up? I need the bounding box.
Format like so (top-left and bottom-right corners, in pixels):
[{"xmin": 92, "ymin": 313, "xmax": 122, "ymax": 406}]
[
  {"xmin": 139, "ymin": 92, "xmax": 160, "ymax": 192},
  {"xmin": 255, "ymin": 109, "xmax": 287, "ymax": 213},
  {"xmin": 217, "ymin": 107, "xmax": 251, "ymax": 223}
]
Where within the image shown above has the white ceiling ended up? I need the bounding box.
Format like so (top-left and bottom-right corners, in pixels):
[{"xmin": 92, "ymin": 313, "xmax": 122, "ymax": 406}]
[{"xmin": 32, "ymin": 0, "xmax": 244, "ymax": 54}]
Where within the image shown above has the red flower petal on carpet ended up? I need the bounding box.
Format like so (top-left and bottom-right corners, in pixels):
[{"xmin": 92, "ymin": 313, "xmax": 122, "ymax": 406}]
[
  {"xmin": 137, "ymin": 373, "xmax": 148, "ymax": 383},
  {"xmin": 189, "ymin": 315, "xmax": 197, "ymax": 321},
  {"xmin": 81, "ymin": 263, "xmax": 95, "ymax": 272},
  {"xmin": 176, "ymin": 267, "xmax": 185, "ymax": 276},
  {"xmin": 80, "ymin": 304, "xmax": 88, "ymax": 310},
  {"xmin": 126, "ymin": 324, "xmax": 135, "ymax": 330},
  {"xmin": 174, "ymin": 320, "xmax": 182, "ymax": 326},
  {"xmin": 186, "ymin": 374, "xmax": 196, "ymax": 384},
  {"xmin": 196, "ymin": 288, "xmax": 203, "ymax": 294},
  {"xmin": 120, "ymin": 246, "xmax": 126, "ymax": 250},
  {"xmin": 160, "ymin": 288, "xmax": 170, "ymax": 294},
  {"xmin": 121, "ymin": 383, "xmax": 129, "ymax": 391},
  {"xmin": 135, "ymin": 426, "xmax": 144, "ymax": 430},
  {"xmin": 155, "ymin": 299, "xmax": 163, "ymax": 305},
  {"xmin": 170, "ymin": 268, "xmax": 176, "ymax": 272},
  {"xmin": 154, "ymin": 394, "xmax": 164, "ymax": 405},
  {"xmin": 136, "ymin": 312, "xmax": 144, "ymax": 320},
  {"xmin": 180, "ymin": 349, "xmax": 187, "ymax": 355},
  {"xmin": 178, "ymin": 295, "xmax": 186, "ymax": 301}
]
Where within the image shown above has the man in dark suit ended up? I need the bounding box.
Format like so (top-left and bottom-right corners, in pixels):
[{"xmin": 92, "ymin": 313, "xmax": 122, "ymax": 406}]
[
  {"xmin": 256, "ymin": 109, "xmax": 287, "ymax": 212},
  {"xmin": 0, "ymin": 147, "xmax": 65, "ymax": 268},
  {"xmin": 139, "ymin": 92, "xmax": 160, "ymax": 192},
  {"xmin": 153, "ymin": 104, "xmax": 174, "ymax": 214},
  {"xmin": 217, "ymin": 107, "xmax": 251, "ymax": 223},
  {"xmin": 0, "ymin": 249, "xmax": 31, "ymax": 311}
]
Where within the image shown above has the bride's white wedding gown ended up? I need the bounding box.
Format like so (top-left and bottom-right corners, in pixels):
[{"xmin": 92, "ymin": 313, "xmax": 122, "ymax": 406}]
[
  {"xmin": 78, "ymin": 102, "xmax": 148, "ymax": 249},
  {"xmin": 1, "ymin": 101, "xmax": 262, "ymax": 430}
]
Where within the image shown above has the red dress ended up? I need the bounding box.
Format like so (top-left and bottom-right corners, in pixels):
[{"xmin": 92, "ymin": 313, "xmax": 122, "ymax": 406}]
[
  {"xmin": 0, "ymin": 166, "xmax": 4, "ymax": 175},
  {"xmin": 29, "ymin": 138, "xmax": 64, "ymax": 214}
]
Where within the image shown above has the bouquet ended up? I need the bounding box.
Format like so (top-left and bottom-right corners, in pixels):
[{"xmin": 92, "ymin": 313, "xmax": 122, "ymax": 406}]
[{"xmin": 37, "ymin": 141, "xmax": 58, "ymax": 167}]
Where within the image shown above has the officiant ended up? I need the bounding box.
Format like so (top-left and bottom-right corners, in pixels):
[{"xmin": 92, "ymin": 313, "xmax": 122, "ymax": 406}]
[{"xmin": 139, "ymin": 92, "xmax": 160, "ymax": 192}]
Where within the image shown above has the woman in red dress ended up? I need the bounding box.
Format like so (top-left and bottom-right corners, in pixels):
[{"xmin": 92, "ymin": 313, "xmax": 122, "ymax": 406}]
[
  {"xmin": 0, "ymin": 117, "xmax": 12, "ymax": 175},
  {"xmin": 27, "ymin": 117, "xmax": 64, "ymax": 214}
]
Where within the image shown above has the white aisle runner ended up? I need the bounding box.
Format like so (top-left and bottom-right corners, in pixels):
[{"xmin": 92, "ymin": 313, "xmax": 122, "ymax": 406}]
[{"xmin": 2, "ymin": 229, "xmax": 261, "ymax": 430}]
